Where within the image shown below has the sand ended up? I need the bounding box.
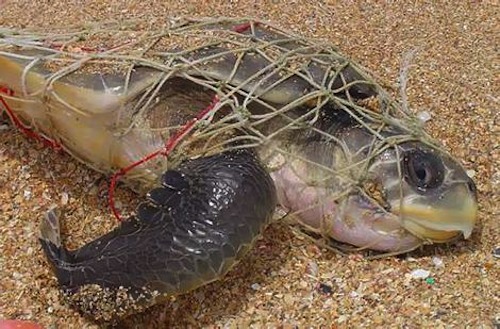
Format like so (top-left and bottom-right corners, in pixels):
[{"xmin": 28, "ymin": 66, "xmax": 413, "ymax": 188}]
[{"xmin": 0, "ymin": 1, "xmax": 498, "ymax": 328}]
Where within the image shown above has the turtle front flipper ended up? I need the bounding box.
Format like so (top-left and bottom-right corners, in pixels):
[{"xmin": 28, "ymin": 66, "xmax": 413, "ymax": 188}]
[{"xmin": 39, "ymin": 149, "xmax": 277, "ymax": 322}]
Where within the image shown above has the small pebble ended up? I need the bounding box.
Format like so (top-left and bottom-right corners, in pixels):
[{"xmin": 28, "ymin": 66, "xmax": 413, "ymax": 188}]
[
  {"xmin": 250, "ymin": 283, "xmax": 261, "ymax": 291},
  {"xmin": 417, "ymin": 110, "xmax": 432, "ymax": 123},
  {"xmin": 115, "ymin": 200, "xmax": 123, "ymax": 210},
  {"xmin": 466, "ymin": 169, "xmax": 476, "ymax": 178},
  {"xmin": 493, "ymin": 247, "xmax": 500, "ymax": 259},
  {"xmin": 432, "ymin": 256, "xmax": 444, "ymax": 268},
  {"xmin": 61, "ymin": 192, "xmax": 69, "ymax": 205},
  {"xmin": 42, "ymin": 191, "xmax": 51, "ymax": 201},
  {"xmin": 410, "ymin": 269, "xmax": 431, "ymax": 279},
  {"xmin": 337, "ymin": 315, "xmax": 348, "ymax": 323},
  {"xmin": 23, "ymin": 189, "xmax": 31, "ymax": 200},
  {"xmin": 283, "ymin": 294, "xmax": 294, "ymax": 306},
  {"xmin": 299, "ymin": 280, "xmax": 308, "ymax": 289},
  {"xmin": 317, "ymin": 283, "xmax": 333, "ymax": 295},
  {"xmin": 306, "ymin": 261, "xmax": 319, "ymax": 277}
]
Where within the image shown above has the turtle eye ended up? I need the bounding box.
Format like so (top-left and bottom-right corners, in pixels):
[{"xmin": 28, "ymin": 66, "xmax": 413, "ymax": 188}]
[{"xmin": 402, "ymin": 149, "xmax": 445, "ymax": 191}]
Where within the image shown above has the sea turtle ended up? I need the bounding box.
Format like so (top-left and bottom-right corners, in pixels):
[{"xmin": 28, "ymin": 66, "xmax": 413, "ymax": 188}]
[{"xmin": 0, "ymin": 18, "xmax": 477, "ymax": 321}]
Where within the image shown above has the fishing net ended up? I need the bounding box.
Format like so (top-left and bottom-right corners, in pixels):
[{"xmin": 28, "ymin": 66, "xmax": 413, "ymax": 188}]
[{"xmin": 0, "ymin": 17, "xmax": 438, "ymax": 231}]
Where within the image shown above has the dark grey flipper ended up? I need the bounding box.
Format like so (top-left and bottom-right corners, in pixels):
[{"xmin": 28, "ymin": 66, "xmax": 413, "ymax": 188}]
[{"xmin": 39, "ymin": 149, "xmax": 277, "ymax": 321}]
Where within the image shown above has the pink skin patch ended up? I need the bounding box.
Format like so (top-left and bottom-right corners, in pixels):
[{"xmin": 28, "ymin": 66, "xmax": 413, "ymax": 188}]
[{"xmin": 272, "ymin": 164, "xmax": 421, "ymax": 252}]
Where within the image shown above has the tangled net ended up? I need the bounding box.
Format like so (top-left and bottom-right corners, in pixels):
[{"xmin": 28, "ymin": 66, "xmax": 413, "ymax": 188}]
[{"xmin": 0, "ymin": 17, "xmax": 440, "ymax": 239}]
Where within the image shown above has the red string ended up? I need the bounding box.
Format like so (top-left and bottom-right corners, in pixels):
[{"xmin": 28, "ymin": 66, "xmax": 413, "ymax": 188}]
[
  {"xmin": 108, "ymin": 95, "xmax": 220, "ymax": 221},
  {"xmin": 107, "ymin": 20, "xmax": 257, "ymax": 221},
  {"xmin": 1, "ymin": 19, "xmax": 259, "ymax": 221},
  {"xmin": 0, "ymin": 86, "xmax": 62, "ymax": 150},
  {"xmin": 232, "ymin": 21, "xmax": 259, "ymax": 33}
]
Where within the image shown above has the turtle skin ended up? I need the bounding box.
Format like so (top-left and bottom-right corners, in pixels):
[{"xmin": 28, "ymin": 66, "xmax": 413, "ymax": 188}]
[{"xmin": 39, "ymin": 149, "xmax": 277, "ymax": 320}]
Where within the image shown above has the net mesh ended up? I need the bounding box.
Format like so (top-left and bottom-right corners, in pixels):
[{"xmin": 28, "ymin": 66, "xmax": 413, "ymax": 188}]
[{"xmin": 0, "ymin": 17, "xmax": 442, "ymax": 247}]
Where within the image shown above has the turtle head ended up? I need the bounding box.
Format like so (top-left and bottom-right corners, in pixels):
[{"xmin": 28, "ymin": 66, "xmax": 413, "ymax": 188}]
[
  {"xmin": 367, "ymin": 139, "xmax": 478, "ymax": 245},
  {"xmin": 270, "ymin": 122, "xmax": 478, "ymax": 253},
  {"xmin": 271, "ymin": 120, "xmax": 478, "ymax": 253},
  {"xmin": 331, "ymin": 125, "xmax": 479, "ymax": 252}
]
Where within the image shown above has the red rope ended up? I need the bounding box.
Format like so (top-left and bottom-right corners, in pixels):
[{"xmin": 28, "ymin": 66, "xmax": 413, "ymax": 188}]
[
  {"xmin": 2, "ymin": 19, "xmax": 258, "ymax": 222},
  {"xmin": 108, "ymin": 95, "xmax": 220, "ymax": 221},
  {"xmin": 232, "ymin": 21, "xmax": 259, "ymax": 33},
  {"xmin": 0, "ymin": 19, "xmax": 262, "ymax": 226},
  {"xmin": 107, "ymin": 20, "xmax": 257, "ymax": 221},
  {"xmin": 0, "ymin": 86, "xmax": 62, "ymax": 150}
]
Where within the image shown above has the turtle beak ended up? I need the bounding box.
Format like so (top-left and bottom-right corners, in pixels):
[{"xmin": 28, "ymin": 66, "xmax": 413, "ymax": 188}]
[{"xmin": 392, "ymin": 182, "xmax": 478, "ymax": 243}]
